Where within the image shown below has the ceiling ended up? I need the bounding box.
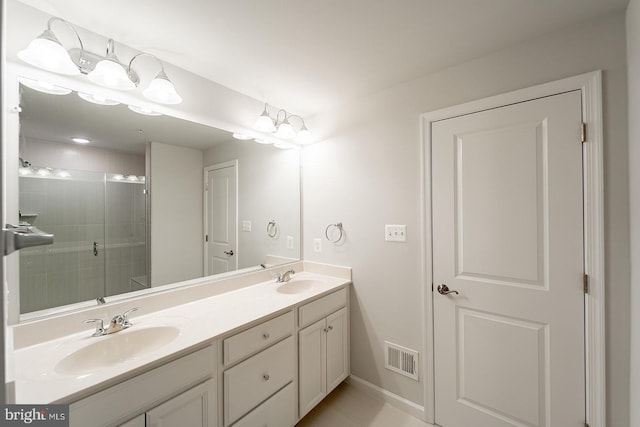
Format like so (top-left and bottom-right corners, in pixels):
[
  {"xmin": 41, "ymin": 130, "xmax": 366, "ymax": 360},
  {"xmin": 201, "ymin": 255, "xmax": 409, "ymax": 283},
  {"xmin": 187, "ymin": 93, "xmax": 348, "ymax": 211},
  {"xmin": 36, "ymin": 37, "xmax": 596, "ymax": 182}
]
[{"xmin": 15, "ymin": 0, "xmax": 629, "ymax": 118}]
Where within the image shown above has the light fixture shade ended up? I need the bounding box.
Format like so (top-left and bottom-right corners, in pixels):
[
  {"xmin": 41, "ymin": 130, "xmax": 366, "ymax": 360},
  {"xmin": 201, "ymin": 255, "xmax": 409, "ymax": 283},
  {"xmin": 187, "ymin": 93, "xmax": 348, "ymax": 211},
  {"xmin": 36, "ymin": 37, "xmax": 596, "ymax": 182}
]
[
  {"xmin": 17, "ymin": 30, "xmax": 80, "ymax": 75},
  {"xmin": 296, "ymin": 126, "xmax": 313, "ymax": 144},
  {"xmin": 143, "ymin": 71, "xmax": 182, "ymax": 104},
  {"xmin": 88, "ymin": 57, "xmax": 136, "ymax": 90},
  {"xmin": 254, "ymin": 106, "xmax": 276, "ymax": 132},
  {"xmin": 275, "ymin": 119, "xmax": 296, "ymax": 139}
]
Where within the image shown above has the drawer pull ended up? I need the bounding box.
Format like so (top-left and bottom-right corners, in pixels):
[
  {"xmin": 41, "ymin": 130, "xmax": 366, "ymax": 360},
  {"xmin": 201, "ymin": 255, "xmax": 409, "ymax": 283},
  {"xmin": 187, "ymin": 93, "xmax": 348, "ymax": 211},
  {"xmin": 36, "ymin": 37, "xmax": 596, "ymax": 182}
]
[
  {"xmin": 262, "ymin": 332, "xmax": 270, "ymax": 339},
  {"xmin": 263, "ymin": 374, "xmax": 270, "ymax": 381}
]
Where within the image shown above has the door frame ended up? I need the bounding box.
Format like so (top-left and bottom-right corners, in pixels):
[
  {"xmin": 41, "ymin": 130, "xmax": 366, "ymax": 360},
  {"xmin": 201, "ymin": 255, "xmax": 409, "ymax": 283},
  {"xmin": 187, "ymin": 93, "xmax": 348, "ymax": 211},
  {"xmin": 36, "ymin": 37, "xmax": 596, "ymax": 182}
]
[
  {"xmin": 203, "ymin": 160, "xmax": 239, "ymax": 275},
  {"xmin": 421, "ymin": 71, "xmax": 605, "ymax": 426}
]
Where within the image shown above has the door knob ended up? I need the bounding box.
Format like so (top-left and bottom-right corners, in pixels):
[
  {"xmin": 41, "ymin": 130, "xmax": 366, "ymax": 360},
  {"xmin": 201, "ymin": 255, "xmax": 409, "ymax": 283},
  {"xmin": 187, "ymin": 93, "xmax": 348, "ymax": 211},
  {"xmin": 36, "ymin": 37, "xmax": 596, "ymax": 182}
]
[
  {"xmin": 223, "ymin": 250, "xmax": 234, "ymax": 256},
  {"xmin": 437, "ymin": 284, "xmax": 459, "ymax": 295}
]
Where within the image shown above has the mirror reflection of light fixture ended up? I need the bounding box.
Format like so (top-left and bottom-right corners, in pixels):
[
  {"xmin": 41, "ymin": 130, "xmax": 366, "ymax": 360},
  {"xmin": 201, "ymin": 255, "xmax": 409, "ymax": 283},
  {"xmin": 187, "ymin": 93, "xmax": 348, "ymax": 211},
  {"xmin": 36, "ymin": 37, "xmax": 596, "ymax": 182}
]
[
  {"xmin": 71, "ymin": 137, "xmax": 90, "ymax": 144},
  {"xmin": 254, "ymin": 103, "xmax": 313, "ymax": 144},
  {"xmin": 232, "ymin": 133, "xmax": 253, "ymax": 140},
  {"xmin": 19, "ymin": 77, "xmax": 72, "ymax": 96},
  {"xmin": 77, "ymin": 92, "xmax": 119, "ymax": 106},
  {"xmin": 18, "ymin": 17, "xmax": 183, "ymax": 104},
  {"xmin": 128, "ymin": 105, "xmax": 162, "ymax": 116}
]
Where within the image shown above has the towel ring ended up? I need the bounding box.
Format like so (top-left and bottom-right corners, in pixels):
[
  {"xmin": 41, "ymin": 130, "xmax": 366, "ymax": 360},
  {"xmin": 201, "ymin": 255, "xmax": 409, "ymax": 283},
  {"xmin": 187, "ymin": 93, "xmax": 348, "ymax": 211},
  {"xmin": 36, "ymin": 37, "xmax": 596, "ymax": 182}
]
[
  {"xmin": 267, "ymin": 220, "xmax": 278, "ymax": 238},
  {"xmin": 325, "ymin": 222, "xmax": 344, "ymax": 243}
]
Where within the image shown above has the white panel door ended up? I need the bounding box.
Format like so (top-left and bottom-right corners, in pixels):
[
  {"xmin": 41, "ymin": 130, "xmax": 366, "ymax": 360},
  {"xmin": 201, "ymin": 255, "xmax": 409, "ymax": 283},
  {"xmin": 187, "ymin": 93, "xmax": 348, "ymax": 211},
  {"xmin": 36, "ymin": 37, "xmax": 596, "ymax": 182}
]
[
  {"xmin": 205, "ymin": 163, "xmax": 237, "ymax": 275},
  {"xmin": 432, "ymin": 91, "xmax": 584, "ymax": 427}
]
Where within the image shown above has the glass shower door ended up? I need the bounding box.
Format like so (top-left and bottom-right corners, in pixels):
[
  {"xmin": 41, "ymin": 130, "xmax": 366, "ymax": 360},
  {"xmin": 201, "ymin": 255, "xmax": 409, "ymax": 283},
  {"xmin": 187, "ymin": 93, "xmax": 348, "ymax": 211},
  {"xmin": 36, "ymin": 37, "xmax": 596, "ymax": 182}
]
[{"xmin": 19, "ymin": 169, "xmax": 106, "ymax": 313}]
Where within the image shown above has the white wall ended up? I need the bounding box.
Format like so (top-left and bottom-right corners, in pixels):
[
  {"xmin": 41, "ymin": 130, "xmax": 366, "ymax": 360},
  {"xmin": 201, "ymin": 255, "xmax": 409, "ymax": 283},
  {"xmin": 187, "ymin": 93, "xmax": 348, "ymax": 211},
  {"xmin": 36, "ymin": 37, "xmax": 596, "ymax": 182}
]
[
  {"xmin": 627, "ymin": 0, "xmax": 640, "ymax": 425},
  {"xmin": 149, "ymin": 142, "xmax": 203, "ymax": 286},
  {"xmin": 303, "ymin": 12, "xmax": 630, "ymax": 426},
  {"xmin": 203, "ymin": 142, "xmax": 301, "ymax": 268}
]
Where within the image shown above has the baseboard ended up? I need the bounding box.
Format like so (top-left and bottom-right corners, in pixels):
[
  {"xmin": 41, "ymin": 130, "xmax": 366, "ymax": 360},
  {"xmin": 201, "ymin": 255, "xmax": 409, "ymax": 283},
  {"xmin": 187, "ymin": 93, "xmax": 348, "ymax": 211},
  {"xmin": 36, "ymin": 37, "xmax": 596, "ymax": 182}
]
[{"xmin": 346, "ymin": 375, "xmax": 426, "ymax": 421}]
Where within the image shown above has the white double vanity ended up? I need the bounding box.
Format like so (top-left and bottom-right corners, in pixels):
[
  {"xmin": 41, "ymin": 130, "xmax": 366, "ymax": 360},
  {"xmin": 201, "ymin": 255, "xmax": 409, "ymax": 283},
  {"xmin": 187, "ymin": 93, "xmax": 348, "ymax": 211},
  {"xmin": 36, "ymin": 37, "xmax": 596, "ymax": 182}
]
[{"xmin": 10, "ymin": 261, "xmax": 351, "ymax": 427}]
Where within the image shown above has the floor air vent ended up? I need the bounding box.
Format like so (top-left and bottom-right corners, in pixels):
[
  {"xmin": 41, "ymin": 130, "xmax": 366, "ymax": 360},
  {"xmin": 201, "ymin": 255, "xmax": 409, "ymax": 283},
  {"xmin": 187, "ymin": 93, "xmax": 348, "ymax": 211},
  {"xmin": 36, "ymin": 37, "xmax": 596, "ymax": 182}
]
[{"xmin": 384, "ymin": 341, "xmax": 419, "ymax": 381}]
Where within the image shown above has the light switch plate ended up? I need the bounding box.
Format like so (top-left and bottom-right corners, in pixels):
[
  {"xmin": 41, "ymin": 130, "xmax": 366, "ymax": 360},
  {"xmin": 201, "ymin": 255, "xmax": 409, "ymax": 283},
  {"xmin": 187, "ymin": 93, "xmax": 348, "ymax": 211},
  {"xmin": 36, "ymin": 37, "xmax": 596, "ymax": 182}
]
[
  {"xmin": 385, "ymin": 224, "xmax": 407, "ymax": 242},
  {"xmin": 242, "ymin": 220, "xmax": 252, "ymax": 232},
  {"xmin": 287, "ymin": 235, "xmax": 294, "ymax": 249},
  {"xmin": 314, "ymin": 238, "xmax": 322, "ymax": 252}
]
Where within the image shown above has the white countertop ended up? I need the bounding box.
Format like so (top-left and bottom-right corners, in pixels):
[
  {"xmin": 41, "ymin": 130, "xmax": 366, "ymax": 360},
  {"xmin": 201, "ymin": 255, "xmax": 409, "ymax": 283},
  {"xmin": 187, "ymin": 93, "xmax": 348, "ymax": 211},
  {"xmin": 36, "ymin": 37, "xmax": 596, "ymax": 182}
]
[{"xmin": 12, "ymin": 270, "xmax": 350, "ymax": 404}]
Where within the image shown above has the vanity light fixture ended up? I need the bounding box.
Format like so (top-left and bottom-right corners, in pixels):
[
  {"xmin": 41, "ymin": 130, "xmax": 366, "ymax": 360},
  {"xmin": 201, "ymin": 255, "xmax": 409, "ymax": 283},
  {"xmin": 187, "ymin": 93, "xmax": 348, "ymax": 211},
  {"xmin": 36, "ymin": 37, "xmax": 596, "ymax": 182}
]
[
  {"xmin": 19, "ymin": 77, "xmax": 71, "ymax": 95},
  {"xmin": 19, "ymin": 17, "xmax": 183, "ymax": 104},
  {"xmin": 253, "ymin": 103, "xmax": 313, "ymax": 144},
  {"xmin": 77, "ymin": 92, "xmax": 119, "ymax": 106},
  {"xmin": 71, "ymin": 137, "xmax": 91, "ymax": 144}
]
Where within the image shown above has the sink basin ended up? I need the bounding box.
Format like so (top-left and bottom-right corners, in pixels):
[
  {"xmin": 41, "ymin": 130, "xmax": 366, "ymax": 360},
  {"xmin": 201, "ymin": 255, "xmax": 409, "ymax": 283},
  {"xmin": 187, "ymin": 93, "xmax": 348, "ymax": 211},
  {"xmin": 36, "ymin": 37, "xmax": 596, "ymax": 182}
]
[
  {"xmin": 55, "ymin": 326, "xmax": 180, "ymax": 375},
  {"xmin": 276, "ymin": 279, "xmax": 322, "ymax": 294}
]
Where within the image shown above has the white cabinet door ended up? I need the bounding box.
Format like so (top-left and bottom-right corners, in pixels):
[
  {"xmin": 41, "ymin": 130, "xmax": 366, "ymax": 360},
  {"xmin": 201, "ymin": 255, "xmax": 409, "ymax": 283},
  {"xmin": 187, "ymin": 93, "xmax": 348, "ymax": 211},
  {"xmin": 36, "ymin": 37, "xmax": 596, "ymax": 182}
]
[
  {"xmin": 146, "ymin": 380, "xmax": 216, "ymax": 427},
  {"xmin": 118, "ymin": 415, "xmax": 145, "ymax": 427},
  {"xmin": 299, "ymin": 318, "xmax": 327, "ymax": 417},
  {"xmin": 326, "ymin": 307, "xmax": 348, "ymax": 393}
]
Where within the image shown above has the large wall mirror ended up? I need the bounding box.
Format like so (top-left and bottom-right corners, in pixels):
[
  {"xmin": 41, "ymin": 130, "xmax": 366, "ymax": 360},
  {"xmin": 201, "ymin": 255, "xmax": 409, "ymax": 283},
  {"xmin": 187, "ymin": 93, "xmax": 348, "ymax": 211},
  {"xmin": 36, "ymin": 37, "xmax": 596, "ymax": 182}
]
[{"xmin": 12, "ymin": 80, "xmax": 301, "ymax": 320}]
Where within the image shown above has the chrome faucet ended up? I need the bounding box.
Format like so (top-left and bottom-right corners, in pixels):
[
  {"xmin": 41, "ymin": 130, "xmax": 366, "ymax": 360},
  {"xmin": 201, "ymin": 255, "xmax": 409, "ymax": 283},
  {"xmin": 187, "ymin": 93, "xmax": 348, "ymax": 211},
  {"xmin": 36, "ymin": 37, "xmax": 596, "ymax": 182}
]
[
  {"xmin": 84, "ymin": 307, "xmax": 139, "ymax": 337},
  {"xmin": 275, "ymin": 269, "xmax": 295, "ymax": 283}
]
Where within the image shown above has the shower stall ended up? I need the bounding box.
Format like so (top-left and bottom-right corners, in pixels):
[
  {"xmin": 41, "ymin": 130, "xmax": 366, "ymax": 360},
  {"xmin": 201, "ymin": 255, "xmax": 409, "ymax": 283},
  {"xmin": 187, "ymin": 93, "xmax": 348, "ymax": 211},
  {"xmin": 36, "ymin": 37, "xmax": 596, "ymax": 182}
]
[{"xmin": 18, "ymin": 166, "xmax": 148, "ymax": 314}]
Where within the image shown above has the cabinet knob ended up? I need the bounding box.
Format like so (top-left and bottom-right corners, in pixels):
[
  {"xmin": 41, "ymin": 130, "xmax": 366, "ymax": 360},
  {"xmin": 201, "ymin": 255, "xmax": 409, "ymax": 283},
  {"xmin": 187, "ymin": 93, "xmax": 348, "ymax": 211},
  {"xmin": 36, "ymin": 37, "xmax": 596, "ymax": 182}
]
[
  {"xmin": 262, "ymin": 332, "xmax": 270, "ymax": 339},
  {"xmin": 263, "ymin": 374, "xmax": 270, "ymax": 381},
  {"xmin": 328, "ymin": 325, "xmax": 334, "ymax": 331}
]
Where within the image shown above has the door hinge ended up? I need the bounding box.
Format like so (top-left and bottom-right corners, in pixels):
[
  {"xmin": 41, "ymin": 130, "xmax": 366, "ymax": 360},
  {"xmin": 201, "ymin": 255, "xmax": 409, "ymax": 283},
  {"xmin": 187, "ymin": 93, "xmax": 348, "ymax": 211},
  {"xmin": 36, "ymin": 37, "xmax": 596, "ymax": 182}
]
[
  {"xmin": 205, "ymin": 235, "xmax": 208, "ymax": 242},
  {"xmin": 583, "ymin": 274, "xmax": 589, "ymax": 294},
  {"xmin": 581, "ymin": 122, "xmax": 587, "ymax": 143}
]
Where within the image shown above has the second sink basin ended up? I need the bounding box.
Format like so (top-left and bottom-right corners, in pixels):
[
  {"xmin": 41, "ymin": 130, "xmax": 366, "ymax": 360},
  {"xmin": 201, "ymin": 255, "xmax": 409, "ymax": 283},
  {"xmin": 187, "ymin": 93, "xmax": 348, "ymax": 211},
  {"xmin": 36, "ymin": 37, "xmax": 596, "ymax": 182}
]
[
  {"xmin": 276, "ymin": 279, "xmax": 322, "ymax": 294},
  {"xmin": 55, "ymin": 326, "xmax": 180, "ymax": 376}
]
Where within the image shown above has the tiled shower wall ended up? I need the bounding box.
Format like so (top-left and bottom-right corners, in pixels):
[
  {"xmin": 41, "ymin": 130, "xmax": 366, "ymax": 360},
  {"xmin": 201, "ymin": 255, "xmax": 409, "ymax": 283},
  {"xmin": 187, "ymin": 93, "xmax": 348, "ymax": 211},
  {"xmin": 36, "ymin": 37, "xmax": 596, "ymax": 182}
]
[{"xmin": 19, "ymin": 174, "xmax": 147, "ymax": 314}]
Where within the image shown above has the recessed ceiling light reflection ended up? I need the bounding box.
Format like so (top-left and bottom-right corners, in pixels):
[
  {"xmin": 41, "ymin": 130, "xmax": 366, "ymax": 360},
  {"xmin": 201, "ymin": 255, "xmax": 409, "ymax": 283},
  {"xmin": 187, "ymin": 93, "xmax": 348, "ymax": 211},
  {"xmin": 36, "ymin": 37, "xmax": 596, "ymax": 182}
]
[
  {"xmin": 19, "ymin": 77, "xmax": 71, "ymax": 95},
  {"xmin": 77, "ymin": 92, "xmax": 120, "ymax": 106},
  {"xmin": 127, "ymin": 105, "xmax": 162, "ymax": 116},
  {"xmin": 71, "ymin": 137, "xmax": 90, "ymax": 144}
]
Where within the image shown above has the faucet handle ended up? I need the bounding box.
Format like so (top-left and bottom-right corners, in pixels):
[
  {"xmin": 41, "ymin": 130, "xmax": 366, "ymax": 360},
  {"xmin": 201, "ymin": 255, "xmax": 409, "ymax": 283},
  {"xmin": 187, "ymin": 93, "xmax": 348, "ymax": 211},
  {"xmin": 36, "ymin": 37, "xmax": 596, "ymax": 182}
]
[
  {"xmin": 84, "ymin": 318, "xmax": 105, "ymax": 337},
  {"xmin": 122, "ymin": 307, "xmax": 139, "ymax": 327}
]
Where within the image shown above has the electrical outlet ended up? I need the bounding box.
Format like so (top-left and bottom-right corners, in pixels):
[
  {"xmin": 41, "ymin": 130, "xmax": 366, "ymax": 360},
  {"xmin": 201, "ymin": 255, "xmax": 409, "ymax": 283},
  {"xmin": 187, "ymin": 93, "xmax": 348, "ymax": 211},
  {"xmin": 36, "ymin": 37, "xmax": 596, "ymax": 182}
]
[
  {"xmin": 287, "ymin": 235, "xmax": 294, "ymax": 249},
  {"xmin": 385, "ymin": 224, "xmax": 407, "ymax": 242},
  {"xmin": 314, "ymin": 238, "xmax": 322, "ymax": 252},
  {"xmin": 242, "ymin": 220, "xmax": 252, "ymax": 232}
]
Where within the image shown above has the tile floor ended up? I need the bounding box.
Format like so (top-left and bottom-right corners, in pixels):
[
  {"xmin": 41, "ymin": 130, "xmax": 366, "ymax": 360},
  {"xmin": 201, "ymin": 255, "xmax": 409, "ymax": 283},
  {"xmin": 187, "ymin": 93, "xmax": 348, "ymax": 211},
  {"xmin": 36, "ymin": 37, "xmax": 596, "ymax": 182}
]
[{"xmin": 296, "ymin": 382, "xmax": 435, "ymax": 427}]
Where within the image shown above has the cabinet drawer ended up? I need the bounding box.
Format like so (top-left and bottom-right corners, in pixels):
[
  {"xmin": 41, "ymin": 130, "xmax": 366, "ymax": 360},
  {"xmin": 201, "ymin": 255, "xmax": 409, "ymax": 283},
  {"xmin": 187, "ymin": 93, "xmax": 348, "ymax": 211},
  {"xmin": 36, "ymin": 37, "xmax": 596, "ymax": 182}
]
[
  {"xmin": 232, "ymin": 382, "xmax": 296, "ymax": 427},
  {"xmin": 224, "ymin": 311, "xmax": 293, "ymax": 365},
  {"xmin": 299, "ymin": 288, "xmax": 347, "ymax": 328},
  {"xmin": 224, "ymin": 336, "xmax": 295, "ymax": 426}
]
